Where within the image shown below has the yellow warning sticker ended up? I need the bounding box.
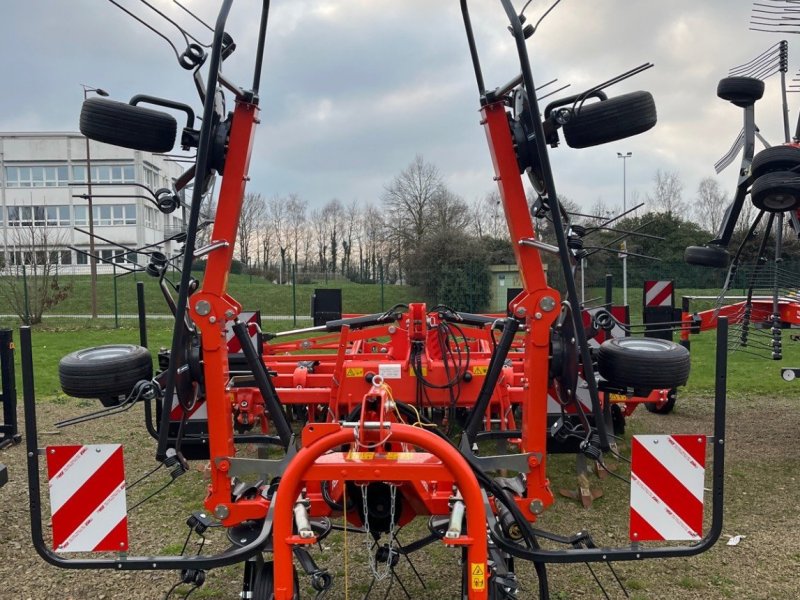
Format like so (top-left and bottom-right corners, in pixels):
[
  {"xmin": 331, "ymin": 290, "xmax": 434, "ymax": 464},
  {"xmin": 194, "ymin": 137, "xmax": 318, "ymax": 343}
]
[
  {"xmin": 346, "ymin": 451, "xmax": 375, "ymax": 461},
  {"xmin": 346, "ymin": 367, "xmax": 364, "ymax": 378},
  {"xmin": 609, "ymin": 393, "xmax": 627, "ymax": 403},
  {"xmin": 408, "ymin": 366, "xmax": 428, "ymax": 377},
  {"xmin": 471, "ymin": 563, "xmax": 485, "ymax": 591},
  {"xmin": 472, "ymin": 365, "xmax": 489, "ymax": 376},
  {"xmin": 384, "ymin": 452, "xmax": 416, "ymax": 461}
]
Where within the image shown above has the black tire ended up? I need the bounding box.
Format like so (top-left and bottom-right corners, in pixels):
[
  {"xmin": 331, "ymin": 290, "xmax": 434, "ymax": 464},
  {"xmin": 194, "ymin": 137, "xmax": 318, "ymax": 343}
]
[
  {"xmin": 716, "ymin": 76, "xmax": 764, "ymax": 107},
  {"xmin": 644, "ymin": 388, "xmax": 677, "ymax": 415},
  {"xmin": 59, "ymin": 345, "xmax": 152, "ymax": 406},
  {"xmin": 750, "ymin": 145, "xmax": 800, "ymax": 180},
  {"xmin": 252, "ymin": 560, "xmax": 299, "ymax": 599},
  {"xmin": 597, "ymin": 337, "xmax": 690, "ymax": 389},
  {"xmin": 750, "ymin": 170, "xmax": 800, "ymax": 212},
  {"xmin": 684, "ymin": 244, "xmax": 730, "ymax": 268},
  {"xmin": 562, "ymin": 91, "xmax": 656, "ymax": 149},
  {"xmin": 80, "ymin": 97, "xmax": 177, "ymax": 153}
]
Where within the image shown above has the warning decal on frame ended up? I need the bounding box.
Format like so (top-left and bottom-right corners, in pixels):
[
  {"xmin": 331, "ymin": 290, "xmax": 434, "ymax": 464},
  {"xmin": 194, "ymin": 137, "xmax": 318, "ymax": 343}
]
[
  {"xmin": 378, "ymin": 363, "xmax": 402, "ymax": 379},
  {"xmin": 471, "ymin": 563, "xmax": 486, "ymax": 590},
  {"xmin": 471, "ymin": 365, "xmax": 489, "ymax": 376},
  {"xmin": 345, "ymin": 367, "xmax": 364, "ymax": 378}
]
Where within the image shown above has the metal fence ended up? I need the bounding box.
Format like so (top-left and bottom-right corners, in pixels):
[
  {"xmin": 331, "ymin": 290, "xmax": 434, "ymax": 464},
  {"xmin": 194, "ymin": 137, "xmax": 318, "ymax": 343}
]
[{"xmin": 3, "ymin": 258, "xmax": 798, "ymax": 327}]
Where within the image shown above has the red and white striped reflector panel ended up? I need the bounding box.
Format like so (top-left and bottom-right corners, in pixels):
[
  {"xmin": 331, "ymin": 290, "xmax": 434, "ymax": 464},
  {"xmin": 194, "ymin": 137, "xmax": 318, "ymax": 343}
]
[
  {"xmin": 225, "ymin": 311, "xmax": 260, "ymax": 353},
  {"xmin": 643, "ymin": 280, "xmax": 674, "ymax": 308},
  {"xmin": 46, "ymin": 444, "xmax": 128, "ymax": 552},
  {"xmin": 629, "ymin": 434, "xmax": 706, "ymax": 541}
]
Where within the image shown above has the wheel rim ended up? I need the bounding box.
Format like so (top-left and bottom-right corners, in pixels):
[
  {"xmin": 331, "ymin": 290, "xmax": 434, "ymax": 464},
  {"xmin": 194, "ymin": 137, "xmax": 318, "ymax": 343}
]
[
  {"xmin": 75, "ymin": 345, "xmax": 137, "ymax": 360},
  {"xmin": 616, "ymin": 338, "xmax": 673, "ymax": 352}
]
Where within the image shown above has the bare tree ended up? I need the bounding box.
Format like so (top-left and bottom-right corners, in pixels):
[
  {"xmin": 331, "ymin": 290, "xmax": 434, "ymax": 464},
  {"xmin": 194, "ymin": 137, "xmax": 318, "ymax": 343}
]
[
  {"xmin": 267, "ymin": 195, "xmax": 289, "ymax": 283},
  {"xmin": 323, "ymin": 199, "xmax": 344, "ymax": 276},
  {"xmin": 647, "ymin": 169, "xmax": 687, "ymax": 217},
  {"xmin": 694, "ymin": 177, "xmax": 727, "ymax": 235},
  {"xmin": 342, "ymin": 199, "xmax": 360, "ymax": 277},
  {"xmin": 382, "ymin": 154, "xmax": 446, "ymax": 244},
  {"xmin": 309, "ymin": 208, "xmax": 327, "ymax": 273},
  {"xmin": 237, "ymin": 192, "xmax": 265, "ymax": 267},
  {"xmin": 286, "ymin": 193, "xmax": 307, "ymax": 274},
  {"xmin": 361, "ymin": 203, "xmax": 385, "ymax": 281},
  {"xmin": 0, "ymin": 225, "xmax": 72, "ymax": 324}
]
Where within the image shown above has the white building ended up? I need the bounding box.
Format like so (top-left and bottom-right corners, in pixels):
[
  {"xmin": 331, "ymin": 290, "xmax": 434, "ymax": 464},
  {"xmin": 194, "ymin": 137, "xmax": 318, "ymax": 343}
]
[{"xmin": 0, "ymin": 132, "xmax": 186, "ymax": 273}]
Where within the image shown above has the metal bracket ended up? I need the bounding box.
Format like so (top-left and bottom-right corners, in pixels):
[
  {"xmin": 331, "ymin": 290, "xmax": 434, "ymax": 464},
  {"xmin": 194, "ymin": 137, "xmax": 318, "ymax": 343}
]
[
  {"xmin": 458, "ymin": 435, "xmax": 537, "ymax": 473},
  {"xmin": 216, "ymin": 442, "xmax": 297, "ymax": 479}
]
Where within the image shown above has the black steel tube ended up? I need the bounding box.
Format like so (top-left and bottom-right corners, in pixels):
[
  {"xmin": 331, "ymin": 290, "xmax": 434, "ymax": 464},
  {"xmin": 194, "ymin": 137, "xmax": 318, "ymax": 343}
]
[
  {"xmin": 21, "ymin": 325, "xmax": 277, "ymax": 571},
  {"xmin": 463, "ymin": 316, "xmax": 520, "ymax": 441},
  {"xmin": 252, "ymin": 0, "xmax": 270, "ymax": 94},
  {"xmin": 156, "ymin": 0, "xmax": 234, "ymax": 461},
  {"xmin": 460, "ymin": 0, "xmax": 485, "ymax": 96},
  {"xmin": 497, "ymin": 0, "xmax": 610, "ymax": 449},
  {"xmin": 137, "ymin": 282, "xmax": 148, "ymax": 348},
  {"xmin": 487, "ymin": 317, "xmax": 728, "ymax": 564},
  {"xmin": 231, "ymin": 321, "xmax": 293, "ymax": 448},
  {"xmin": 604, "ymin": 274, "xmax": 613, "ymax": 308},
  {"xmin": 0, "ymin": 330, "xmax": 17, "ymax": 441}
]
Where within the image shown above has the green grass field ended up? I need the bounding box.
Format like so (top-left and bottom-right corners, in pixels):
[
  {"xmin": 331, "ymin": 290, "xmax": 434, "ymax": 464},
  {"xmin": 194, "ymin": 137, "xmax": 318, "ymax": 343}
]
[{"xmin": 6, "ymin": 273, "xmax": 413, "ymax": 318}]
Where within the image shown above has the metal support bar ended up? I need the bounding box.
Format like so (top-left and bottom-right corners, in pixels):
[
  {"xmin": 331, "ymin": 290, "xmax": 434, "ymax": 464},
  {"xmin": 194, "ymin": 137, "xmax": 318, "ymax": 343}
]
[
  {"xmin": 462, "ymin": 316, "xmax": 520, "ymax": 442},
  {"xmin": 137, "ymin": 282, "xmax": 148, "ymax": 348},
  {"xmin": 0, "ymin": 329, "xmax": 19, "ymax": 447},
  {"xmin": 231, "ymin": 321, "xmax": 293, "ymax": 447},
  {"xmin": 488, "ymin": 318, "xmax": 728, "ymax": 563}
]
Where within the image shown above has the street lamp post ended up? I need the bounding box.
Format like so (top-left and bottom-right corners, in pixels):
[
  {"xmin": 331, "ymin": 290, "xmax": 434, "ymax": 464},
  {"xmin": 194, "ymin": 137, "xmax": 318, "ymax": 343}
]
[
  {"xmin": 617, "ymin": 152, "xmax": 632, "ymax": 306},
  {"xmin": 81, "ymin": 84, "xmax": 109, "ymax": 319}
]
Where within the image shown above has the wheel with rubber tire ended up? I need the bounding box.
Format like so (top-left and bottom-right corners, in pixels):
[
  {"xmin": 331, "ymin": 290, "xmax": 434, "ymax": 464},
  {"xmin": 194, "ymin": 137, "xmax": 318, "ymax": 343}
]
[
  {"xmin": 80, "ymin": 97, "xmax": 177, "ymax": 153},
  {"xmin": 750, "ymin": 171, "xmax": 800, "ymax": 212},
  {"xmin": 597, "ymin": 337, "xmax": 690, "ymax": 390},
  {"xmin": 644, "ymin": 388, "xmax": 677, "ymax": 415},
  {"xmin": 750, "ymin": 145, "xmax": 800, "ymax": 180},
  {"xmin": 684, "ymin": 245, "xmax": 730, "ymax": 268},
  {"xmin": 717, "ymin": 76, "xmax": 764, "ymax": 107},
  {"xmin": 59, "ymin": 345, "xmax": 152, "ymax": 407},
  {"xmin": 252, "ymin": 560, "xmax": 299, "ymax": 599},
  {"xmin": 782, "ymin": 369, "xmax": 797, "ymax": 382},
  {"xmin": 562, "ymin": 91, "xmax": 656, "ymax": 149}
]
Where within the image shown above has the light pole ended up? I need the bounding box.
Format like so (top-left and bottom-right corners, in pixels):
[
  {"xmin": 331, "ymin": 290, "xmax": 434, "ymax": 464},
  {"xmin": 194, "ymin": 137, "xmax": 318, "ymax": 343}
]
[
  {"xmin": 617, "ymin": 152, "xmax": 632, "ymax": 212},
  {"xmin": 81, "ymin": 84, "xmax": 109, "ymax": 319},
  {"xmin": 617, "ymin": 152, "xmax": 632, "ymax": 306}
]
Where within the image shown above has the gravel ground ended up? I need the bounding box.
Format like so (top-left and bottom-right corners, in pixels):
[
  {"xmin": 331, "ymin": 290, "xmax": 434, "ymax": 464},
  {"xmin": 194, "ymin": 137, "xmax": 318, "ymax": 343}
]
[{"xmin": 1, "ymin": 392, "xmax": 798, "ymax": 599}]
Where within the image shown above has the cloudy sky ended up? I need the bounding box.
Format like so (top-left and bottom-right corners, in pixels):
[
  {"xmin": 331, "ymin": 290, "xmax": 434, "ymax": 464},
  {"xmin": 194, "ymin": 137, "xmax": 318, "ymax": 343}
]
[{"xmin": 0, "ymin": 0, "xmax": 795, "ymax": 215}]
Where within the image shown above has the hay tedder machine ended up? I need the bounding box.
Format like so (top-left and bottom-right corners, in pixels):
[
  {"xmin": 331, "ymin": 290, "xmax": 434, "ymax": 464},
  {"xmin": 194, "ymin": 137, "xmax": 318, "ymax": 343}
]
[
  {"xmin": 21, "ymin": 1, "xmax": 730, "ymax": 598},
  {"xmin": 683, "ymin": 39, "xmax": 800, "ymax": 367}
]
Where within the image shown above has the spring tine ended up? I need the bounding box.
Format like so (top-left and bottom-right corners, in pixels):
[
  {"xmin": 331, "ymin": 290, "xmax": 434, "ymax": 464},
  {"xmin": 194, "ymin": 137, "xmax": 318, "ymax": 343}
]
[
  {"xmin": 106, "ymin": 0, "xmax": 181, "ymax": 62},
  {"xmin": 173, "ymin": 0, "xmax": 214, "ymax": 32},
  {"xmin": 715, "ymin": 129, "xmax": 745, "ymax": 174},
  {"xmin": 138, "ymin": 0, "xmax": 211, "ymax": 47}
]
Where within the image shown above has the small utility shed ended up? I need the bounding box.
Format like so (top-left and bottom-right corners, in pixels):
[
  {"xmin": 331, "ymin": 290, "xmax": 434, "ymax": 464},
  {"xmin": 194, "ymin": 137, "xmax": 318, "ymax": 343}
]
[
  {"xmin": 489, "ymin": 263, "xmax": 521, "ymax": 311},
  {"xmin": 487, "ymin": 262, "xmax": 549, "ymax": 311}
]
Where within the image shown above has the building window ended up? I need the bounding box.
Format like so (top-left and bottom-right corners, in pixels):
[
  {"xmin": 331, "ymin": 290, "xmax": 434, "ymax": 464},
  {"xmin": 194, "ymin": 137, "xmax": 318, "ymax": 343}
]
[
  {"xmin": 143, "ymin": 206, "xmax": 159, "ymax": 229},
  {"xmin": 71, "ymin": 163, "xmax": 136, "ymax": 184},
  {"xmin": 93, "ymin": 205, "xmax": 112, "ymax": 226},
  {"xmin": 74, "ymin": 205, "xmax": 87, "ymax": 226},
  {"xmin": 4, "ymin": 164, "xmax": 71, "ymax": 187},
  {"xmin": 89, "ymin": 204, "xmax": 136, "ymax": 226},
  {"xmin": 45, "ymin": 206, "xmax": 71, "ymax": 226},
  {"xmin": 76, "ymin": 251, "xmax": 88, "ymax": 265},
  {"xmin": 61, "ymin": 250, "xmax": 72, "ymax": 265},
  {"xmin": 143, "ymin": 162, "xmax": 160, "ymax": 190}
]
